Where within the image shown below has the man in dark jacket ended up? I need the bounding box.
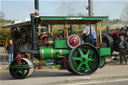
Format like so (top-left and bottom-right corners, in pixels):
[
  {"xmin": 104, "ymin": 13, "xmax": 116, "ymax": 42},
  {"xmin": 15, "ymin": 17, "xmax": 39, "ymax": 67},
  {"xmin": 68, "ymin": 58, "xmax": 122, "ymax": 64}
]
[
  {"xmin": 7, "ymin": 40, "xmax": 14, "ymax": 64},
  {"xmin": 119, "ymin": 36, "xmax": 128, "ymax": 64}
]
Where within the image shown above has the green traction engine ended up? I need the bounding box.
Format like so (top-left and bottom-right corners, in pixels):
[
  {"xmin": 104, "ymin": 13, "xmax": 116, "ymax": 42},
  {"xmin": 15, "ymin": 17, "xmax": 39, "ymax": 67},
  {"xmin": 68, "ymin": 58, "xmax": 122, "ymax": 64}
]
[{"xmin": 2, "ymin": 0, "xmax": 111, "ymax": 79}]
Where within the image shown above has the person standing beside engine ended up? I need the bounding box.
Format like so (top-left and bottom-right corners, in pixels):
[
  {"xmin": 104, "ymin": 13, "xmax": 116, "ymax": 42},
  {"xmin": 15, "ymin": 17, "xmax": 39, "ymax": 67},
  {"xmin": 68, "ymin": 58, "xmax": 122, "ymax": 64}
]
[
  {"xmin": 119, "ymin": 36, "xmax": 128, "ymax": 64},
  {"xmin": 125, "ymin": 26, "xmax": 128, "ymax": 42},
  {"xmin": 7, "ymin": 39, "xmax": 14, "ymax": 64}
]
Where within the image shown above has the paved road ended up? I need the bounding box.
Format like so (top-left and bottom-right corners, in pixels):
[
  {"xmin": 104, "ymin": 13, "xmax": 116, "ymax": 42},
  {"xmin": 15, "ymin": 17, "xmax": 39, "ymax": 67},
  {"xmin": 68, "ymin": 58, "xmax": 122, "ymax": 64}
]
[
  {"xmin": 0, "ymin": 47, "xmax": 8, "ymax": 64},
  {"xmin": 0, "ymin": 65, "xmax": 128, "ymax": 85},
  {"xmin": 64, "ymin": 78, "xmax": 128, "ymax": 85}
]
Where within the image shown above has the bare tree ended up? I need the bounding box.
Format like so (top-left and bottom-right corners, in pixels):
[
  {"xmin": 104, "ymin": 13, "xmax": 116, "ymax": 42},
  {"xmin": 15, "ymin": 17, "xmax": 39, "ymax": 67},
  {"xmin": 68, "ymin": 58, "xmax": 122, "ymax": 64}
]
[{"xmin": 120, "ymin": 3, "xmax": 128, "ymax": 21}]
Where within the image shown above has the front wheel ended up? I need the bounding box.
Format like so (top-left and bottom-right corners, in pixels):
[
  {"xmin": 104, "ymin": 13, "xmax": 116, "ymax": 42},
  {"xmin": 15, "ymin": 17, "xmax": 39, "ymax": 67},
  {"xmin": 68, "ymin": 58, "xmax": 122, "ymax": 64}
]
[
  {"xmin": 68, "ymin": 43, "xmax": 100, "ymax": 75},
  {"xmin": 9, "ymin": 58, "xmax": 34, "ymax": 79}
]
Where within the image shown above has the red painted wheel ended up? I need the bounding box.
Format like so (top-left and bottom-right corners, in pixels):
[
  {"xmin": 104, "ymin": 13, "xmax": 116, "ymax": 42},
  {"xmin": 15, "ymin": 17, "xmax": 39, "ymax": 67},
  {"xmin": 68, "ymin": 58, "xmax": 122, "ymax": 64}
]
[{"xmin": 67, "ymin": 35, "xmax": 81, "ymax": 48}]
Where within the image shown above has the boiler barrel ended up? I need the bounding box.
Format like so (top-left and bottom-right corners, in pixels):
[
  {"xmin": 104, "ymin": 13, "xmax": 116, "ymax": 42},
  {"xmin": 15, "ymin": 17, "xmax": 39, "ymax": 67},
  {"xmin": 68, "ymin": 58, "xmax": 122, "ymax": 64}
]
[{"xmin": 39, "ymin": 47, "xmax": 70, "ymax": 60}]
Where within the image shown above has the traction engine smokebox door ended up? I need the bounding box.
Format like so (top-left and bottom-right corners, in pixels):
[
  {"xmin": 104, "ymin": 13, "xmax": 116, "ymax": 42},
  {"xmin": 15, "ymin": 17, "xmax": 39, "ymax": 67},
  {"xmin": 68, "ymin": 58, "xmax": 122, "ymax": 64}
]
[{"xmin": 54, "ymin": 40, "xmax": 69, "ymax": 48}]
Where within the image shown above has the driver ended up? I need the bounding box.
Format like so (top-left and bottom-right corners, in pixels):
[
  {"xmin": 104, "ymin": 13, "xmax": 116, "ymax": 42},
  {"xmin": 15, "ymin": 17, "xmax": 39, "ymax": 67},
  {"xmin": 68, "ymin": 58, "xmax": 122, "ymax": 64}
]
[
  {"xmin": 40, "ymin": 32, "xmax": 48, "ymax": 46},
  {"xmin": 82, "ymin": 23, "xmax": 96, "ymax": 45}
]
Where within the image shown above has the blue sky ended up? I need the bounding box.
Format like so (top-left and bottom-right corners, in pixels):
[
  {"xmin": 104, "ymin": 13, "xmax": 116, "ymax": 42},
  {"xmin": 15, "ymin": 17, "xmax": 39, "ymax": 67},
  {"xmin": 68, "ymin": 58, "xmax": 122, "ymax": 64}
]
[{"xmin": 0, "ymin": 0, "xmax": 128, "ymax": 20}]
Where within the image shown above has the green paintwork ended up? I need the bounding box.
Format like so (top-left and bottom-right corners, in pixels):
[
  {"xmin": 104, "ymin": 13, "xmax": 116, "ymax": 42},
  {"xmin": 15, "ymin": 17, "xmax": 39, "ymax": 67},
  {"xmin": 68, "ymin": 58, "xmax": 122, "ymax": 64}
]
[
  {"xmin": 99, "ymin": 48, "xmax": 111, "ymax": 56},
  {"xmin": 9, "ymin": 65, "xmax": 33, "ymax": 69},
  {"xmin": 99, "ymin": 57, "xmax": 105, "ymax": 68},
  {"xmin": 40, "ymin": 16, "xmax": 108, "ymax": 21},
  {"xmin": 40, "ymin": 16, "xmax": 108, "ymax": 24},
  {"xmin": 44, "ymin": 48, "xmax": 52, "ymax": 59},
  {"xmin": 72, "ymin": 48, "xmax": 96, "ymax": 71},
  {"xmin": 40, "ymin": 47, "xmax": 70, "ymax": 60},
  {"xmin": 40, "ymin": 47, "xmax": 43, "ymax": 60},
  {"xmin": 54, "ymin": 40, "xmax": 69, "ymax": 49}
]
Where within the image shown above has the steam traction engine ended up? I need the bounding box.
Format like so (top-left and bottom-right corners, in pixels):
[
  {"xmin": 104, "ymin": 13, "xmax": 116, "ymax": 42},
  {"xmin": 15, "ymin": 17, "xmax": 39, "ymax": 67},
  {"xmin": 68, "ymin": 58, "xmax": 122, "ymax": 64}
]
[{"xmin": 2, "ymin": 0, "xmax": 111, "ymax": 79}]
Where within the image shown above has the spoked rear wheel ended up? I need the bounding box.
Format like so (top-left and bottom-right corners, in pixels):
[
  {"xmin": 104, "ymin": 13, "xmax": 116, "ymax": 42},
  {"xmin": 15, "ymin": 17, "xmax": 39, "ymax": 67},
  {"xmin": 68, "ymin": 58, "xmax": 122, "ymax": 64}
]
[
  {"xmin": 68, "ymin": 43, "xmax": 100, "ymax": 75},
  {"xmin": 9, "ymin": 58, "xmax": 34, "ymax": 79}
]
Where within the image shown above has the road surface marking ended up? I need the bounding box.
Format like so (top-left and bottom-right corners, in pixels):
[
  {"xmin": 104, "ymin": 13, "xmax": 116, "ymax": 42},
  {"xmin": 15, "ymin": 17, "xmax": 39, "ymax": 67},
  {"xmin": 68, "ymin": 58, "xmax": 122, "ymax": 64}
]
[{"xmin": 63, "ymin": 78, "xmax": 128, "ymax": 85}]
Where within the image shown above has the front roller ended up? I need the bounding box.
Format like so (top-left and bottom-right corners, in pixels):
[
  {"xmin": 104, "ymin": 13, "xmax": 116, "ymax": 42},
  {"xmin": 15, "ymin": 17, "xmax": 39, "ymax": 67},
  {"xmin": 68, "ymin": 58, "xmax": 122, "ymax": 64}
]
[
  {"xmin": 9, "ymin": 58, "xmax": 34, "ymax": 79},
  {"xmin": 68, "ymin": 43, "xmax": 100, "ymax": 75}
]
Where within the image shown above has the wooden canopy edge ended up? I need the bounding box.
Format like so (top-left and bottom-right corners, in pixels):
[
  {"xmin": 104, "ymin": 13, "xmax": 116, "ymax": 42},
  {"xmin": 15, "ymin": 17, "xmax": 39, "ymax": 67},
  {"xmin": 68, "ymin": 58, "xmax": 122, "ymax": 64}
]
[
  {"xmin": 40, "ymin": 16, "xmax": 108, "ymax": 25},
  {"xmin": 1, "ymin": 21, "xmax": 31, "ymax": 29}
]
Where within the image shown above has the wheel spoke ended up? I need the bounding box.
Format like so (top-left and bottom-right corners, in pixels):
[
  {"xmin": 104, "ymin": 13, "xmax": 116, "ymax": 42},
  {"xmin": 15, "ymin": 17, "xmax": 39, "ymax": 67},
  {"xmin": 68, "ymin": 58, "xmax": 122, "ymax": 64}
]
[
  {"xmin": 85, "ymin": 50, "xmax": 91, "ymax": 58},
  {"xmin": 20, "ymin": 69, "xmax": 25, "ymax": 76},
  {"xmin": 85, "ymin": 62, "xmax": 90, "ymax": 71},
  {"xmin": 72, "ymin": 57, "xmax": 81, "ymax": 61},
  {"xmin": 15, "ymin": 70, "xmax": 19, "ymax": 74},
  {"xmin": 88, "ymin": 58, "xmax": 96, "ymax": 62},
  {"xmin": 78, "ymin": 48, "xmax": 84, "ymax": 56},
  {"xmin": 77, "ymin": 62, "xmax": 83, "ymax": 71},
  {"xmin": 86, "ymin": 50, "xmax": 91, "ymax": 56}
]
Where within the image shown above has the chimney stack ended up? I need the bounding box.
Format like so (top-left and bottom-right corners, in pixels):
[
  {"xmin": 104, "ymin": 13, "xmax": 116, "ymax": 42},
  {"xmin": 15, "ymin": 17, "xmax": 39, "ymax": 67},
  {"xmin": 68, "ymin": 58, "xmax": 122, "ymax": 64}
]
[{"xmin": 35, "ymin": 0, "xmax": 39, "ymax": 15}]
